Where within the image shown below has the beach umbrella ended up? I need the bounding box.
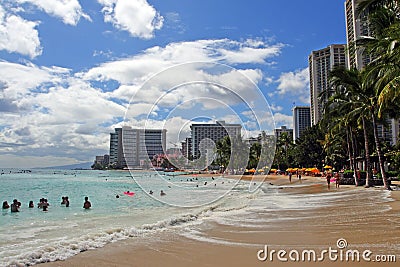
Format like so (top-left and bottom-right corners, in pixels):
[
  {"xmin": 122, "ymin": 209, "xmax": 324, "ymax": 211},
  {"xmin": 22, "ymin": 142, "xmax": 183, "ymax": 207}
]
[
  {"xmin": 324, "ymin": 165, "xmax": 333, "ymax": 169},
  {"xmin": 311, "ymin": 168, "xmax": 320, "ymax": 173},
  {"xmin": 286, "ymin": 168, "xmax": 292, "ymax": 172}
]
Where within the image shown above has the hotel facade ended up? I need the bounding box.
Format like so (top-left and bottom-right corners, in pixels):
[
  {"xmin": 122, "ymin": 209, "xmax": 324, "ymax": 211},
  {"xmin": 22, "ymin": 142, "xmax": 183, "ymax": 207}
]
[
  {"xmin": 190, "ymin": 121, "xmax": 242, "ymax": 159},
  {"xmin": 309, "ymin": 44, "xmax": 347, "ymax": 126},
  {"xmin": 109, "ymin": 126, "xmax": 166, "ymax": 168},
  {"xmin": 293, "ymin": 106, "xmax": 311, "ymax": 142}
]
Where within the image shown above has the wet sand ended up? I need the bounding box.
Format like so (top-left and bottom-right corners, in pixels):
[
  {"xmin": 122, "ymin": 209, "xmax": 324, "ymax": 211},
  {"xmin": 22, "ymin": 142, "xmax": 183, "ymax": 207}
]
[{"xmin": 41, "ymin": 175, "xmax": 400, "ymax": 267}]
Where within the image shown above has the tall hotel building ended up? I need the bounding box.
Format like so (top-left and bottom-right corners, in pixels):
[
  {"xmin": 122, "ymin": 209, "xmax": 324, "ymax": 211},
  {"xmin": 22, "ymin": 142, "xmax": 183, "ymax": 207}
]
[
  {"xmin": 345, "ymin": 0, "xmax": 372, "ymax": 70},
  {"xmin": 181, "ymin": 137, "xmax": 192, "ymax": 159},
  {"xmin": 345, "ymin": 0, "xmax": 399, "ymax": 145},
  {"xmin": 190, "ymin": 121, "xmax": 242, "ymax": 159},
  {"xmin": 293, "ymin": 106, "xmax": 311, "ymax": 142},
  {"xmin": 309, "ymin": 44, "xmax": 347, "ymax": 125},
  {"xmin": 109, "ymin": 126, "xmax": 166, "ymax": 168}
]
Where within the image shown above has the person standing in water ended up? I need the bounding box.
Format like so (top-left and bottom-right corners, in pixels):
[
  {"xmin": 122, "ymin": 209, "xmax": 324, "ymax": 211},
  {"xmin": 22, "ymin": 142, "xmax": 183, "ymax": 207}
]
[
  {"xmin": 83, "ymin": 196, "xmax": 91, "ymax": 209},
  {"xmin": 10, "ymin": 199, "xmax": 19, "ymax": 212}
]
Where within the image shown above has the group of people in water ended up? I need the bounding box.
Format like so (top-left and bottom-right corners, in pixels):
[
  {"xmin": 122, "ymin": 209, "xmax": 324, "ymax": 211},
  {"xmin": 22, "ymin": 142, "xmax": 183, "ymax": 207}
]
[
  {"xmin": 2, "ymin": 199, "xmax": 21, "ymax": 212},
  {"xmin": 2, "ymin": 196, "xmax": 92, "ymax": 212}
]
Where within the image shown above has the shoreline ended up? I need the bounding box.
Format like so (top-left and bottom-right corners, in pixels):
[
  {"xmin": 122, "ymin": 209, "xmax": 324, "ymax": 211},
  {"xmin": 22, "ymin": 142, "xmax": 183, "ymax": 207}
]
[{"xmin": 40, "ymin": 175, "xmax": 400, "ymax": 267}]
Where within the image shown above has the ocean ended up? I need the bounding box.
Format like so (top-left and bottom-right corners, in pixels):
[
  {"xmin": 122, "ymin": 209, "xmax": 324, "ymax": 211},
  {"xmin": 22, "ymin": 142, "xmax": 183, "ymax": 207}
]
[
  {"xmin": 0, "ymin": 169, "xmax": 260, "ymax": 266},
  {"xmin": 0, "ymin": 169, "xmax": 394, "ymax": 266}
]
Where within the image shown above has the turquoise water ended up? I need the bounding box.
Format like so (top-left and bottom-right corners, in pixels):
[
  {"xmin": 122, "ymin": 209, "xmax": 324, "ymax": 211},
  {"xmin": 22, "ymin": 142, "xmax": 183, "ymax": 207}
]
[
  {"xmin": 3, "ymin": 169, "xmax": 385, "ymax": 267},
  {"xmin": 0, "ymin": 169, "xmax": 255, "ymax": 266}
]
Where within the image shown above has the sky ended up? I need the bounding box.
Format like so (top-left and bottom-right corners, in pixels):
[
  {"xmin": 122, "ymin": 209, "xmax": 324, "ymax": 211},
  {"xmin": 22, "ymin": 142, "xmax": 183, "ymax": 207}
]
[{"xmin": 0, "ymin": 0, "xmax": 347, "ymax": 168}]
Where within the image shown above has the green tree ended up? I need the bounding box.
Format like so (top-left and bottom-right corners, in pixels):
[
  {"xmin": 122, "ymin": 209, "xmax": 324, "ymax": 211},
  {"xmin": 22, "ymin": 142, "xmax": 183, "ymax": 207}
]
[
  {"xmin": 272, "ymin": 132, "xmax": 294, "ymax": 170},
  {"xmin": 247, "ymin": 142, "xmax": 261, "ymax": 169},
  {"xmin": 292, "ymin": 126, "xmax": 325, "ymax": 168}
]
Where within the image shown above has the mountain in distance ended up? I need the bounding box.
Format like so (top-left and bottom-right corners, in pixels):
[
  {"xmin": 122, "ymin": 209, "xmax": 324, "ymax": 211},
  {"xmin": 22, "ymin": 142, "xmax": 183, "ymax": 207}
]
[{"xmin": 39, "ymin": 162, "xmax": 93, "ymax": 170}]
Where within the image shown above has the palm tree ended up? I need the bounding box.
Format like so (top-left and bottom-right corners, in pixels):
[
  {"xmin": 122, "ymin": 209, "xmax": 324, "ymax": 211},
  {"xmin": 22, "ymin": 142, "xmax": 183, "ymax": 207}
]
[
  {"xmin": 326, "ymin": 67, "xmax": 373, "ymax": 186},
  {"xmin": 247, "ymin": 143, "xmax": 261, "ymax": 169},
  {"xmin": 356, "ymin": 5, "xmax": 400, "ymax": 116},
  {"xmin": 357, "ymin": 0, "xmax": 400, "ymax": 17},
  {"xmin": 355, "ymin": 1, "xmax": 400, "ymax": 189},
  {"xmin": 215, "ymin": 136, "xmax": 231, "ymax": 170}
]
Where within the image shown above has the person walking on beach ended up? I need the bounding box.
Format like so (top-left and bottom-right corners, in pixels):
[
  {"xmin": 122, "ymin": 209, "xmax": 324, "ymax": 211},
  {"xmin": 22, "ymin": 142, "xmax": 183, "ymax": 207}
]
[
  {"xmin": 326, "ymin": 173, "xmax": 331, "ymax": 190},
  {"xmin": 83, "ymin": 196, "xmax": 91, "ymax": 209},
  {"xmin": 335, "ymin": 172, "xmax": 340, "ymax": 189},
  {"xmin": 288, "ymin": 172, "xmax": 292, "ymax": 183}
]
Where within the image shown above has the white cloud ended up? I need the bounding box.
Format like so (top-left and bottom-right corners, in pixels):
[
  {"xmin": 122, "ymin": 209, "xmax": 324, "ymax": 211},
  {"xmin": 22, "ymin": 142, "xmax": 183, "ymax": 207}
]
[
  {"xmin": 277, "ymin": 67, "xmax": 309, "ymax": 95},
  {"xmin": 273, "ymin": 112, "xmax": 293, "ymax": 128},
  {"xmin": 98, "ymin": 0, "xmax": 163, "ymax": 39},
  {"xmin": 165, "ymin": 12, "xmax": 185, "ymax": 34},
  {"xmin": 270, "ymin": 104, "xmax": 283, "ymax": 112},
  {"xmin": 276, "ymin": 68, "xmax": 310, "ymax": 103},
  {"xmin": 82, "ymin": 38, "xmax": 280, "ymax": 137},
  {"xmin": 0, "ymin": 60, "xmax": 126, "ymax": 167},
  {"xmin": 0, "ymin": 61, "xmax": 64, "ymax": 99},
  {"xmin": 16, "ymin": 0, "xmax": 91, "ymax": 25},
  {"xmin": 0, "ymin": 5, "xmax": 42, "ymax": 58},
  {"xmin": 0, "ymin": 38, "xmax": 284, "ymax": 167},
  {"xmin": 221, "ymin": 45, "xmax": 283, "ymax": 64},
  {"xmin": 83, "ymin": 39, "xmax": 282, "ymax": 86}
]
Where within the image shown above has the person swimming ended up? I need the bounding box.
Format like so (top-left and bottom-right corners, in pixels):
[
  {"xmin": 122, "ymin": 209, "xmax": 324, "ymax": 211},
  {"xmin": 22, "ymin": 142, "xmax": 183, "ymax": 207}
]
[
  {"xmin": 29, "ymin": 201, "xmax": 34, "ymax": 208},
  {"xmin": 160, "ymin": 190, "xmax": 166, "ymax": 196},
  {"xmin": 2, "ymin": 201, "xmax": 9, "ymax": 209}
]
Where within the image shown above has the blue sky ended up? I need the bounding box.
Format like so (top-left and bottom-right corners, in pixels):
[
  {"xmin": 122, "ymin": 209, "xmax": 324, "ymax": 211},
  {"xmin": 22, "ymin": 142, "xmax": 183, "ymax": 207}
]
[{"xmin": 0, "ymin": 0, "xmax": 346, "ymax": 168}]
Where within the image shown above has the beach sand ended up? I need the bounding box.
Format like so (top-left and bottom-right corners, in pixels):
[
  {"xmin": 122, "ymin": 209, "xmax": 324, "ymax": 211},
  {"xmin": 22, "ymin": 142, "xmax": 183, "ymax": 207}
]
[{"xmin": 41, "ymin": 175, "xmax": 400, "ymax": 267}]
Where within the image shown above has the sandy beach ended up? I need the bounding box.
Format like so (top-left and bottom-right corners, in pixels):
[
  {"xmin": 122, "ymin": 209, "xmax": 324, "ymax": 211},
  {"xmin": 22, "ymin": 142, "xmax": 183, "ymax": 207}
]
[{"xmin": 40, "ymin": 174, "xmax": 400, "ymax": 267}]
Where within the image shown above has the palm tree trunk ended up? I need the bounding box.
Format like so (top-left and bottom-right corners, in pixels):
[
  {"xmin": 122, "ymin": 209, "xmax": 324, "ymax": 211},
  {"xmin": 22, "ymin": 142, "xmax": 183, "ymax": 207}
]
[
  {"xmin": 350, "ymin": 127, "xmax": 359, "ymax": 186},
  {"xmin": 361, "ymin": 116, "xmax": 372, "ymax": 187},
  {"xmin": 346, "ymin": 126, "xmax": 354, "ymax": 169},
  {"xmin": 371, "ymin": 112, "xmax": 391, "ymax": 190}
]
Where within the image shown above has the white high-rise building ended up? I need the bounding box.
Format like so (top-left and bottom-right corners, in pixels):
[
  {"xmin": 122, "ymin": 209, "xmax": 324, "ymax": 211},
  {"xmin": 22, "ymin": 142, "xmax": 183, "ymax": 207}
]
[
  {"xmin": 309, "ymin": 44, "xmax": 347, "ymax": 125},
  {"xmin": 109, "ymin": 127, "xmax": 166, "ymax": 168},
  {"xmin": 345, "ymin": 0, "xmax": 373, "ymax": 70},
  {"xmin": 293, "ymin": 106, "xmax": 311, "ymax": 142},
  {"xmin": 190, "ymin": 121, "xmax": 241, "ymax": 159}
]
